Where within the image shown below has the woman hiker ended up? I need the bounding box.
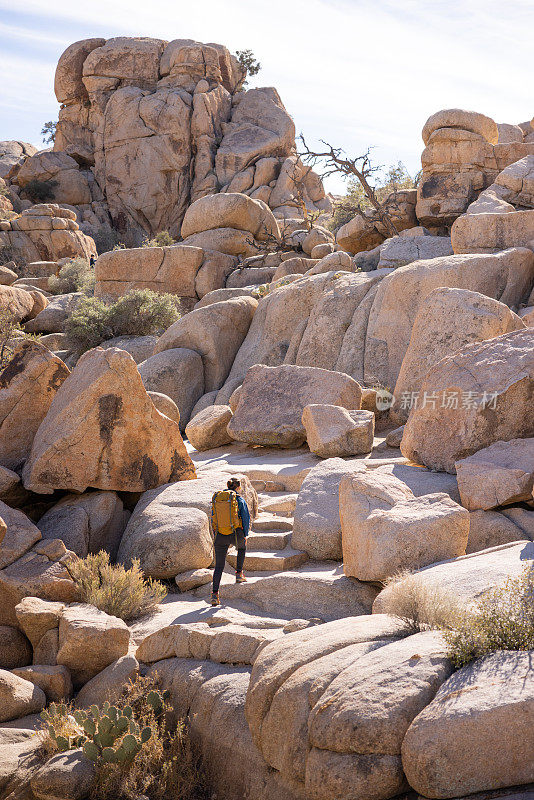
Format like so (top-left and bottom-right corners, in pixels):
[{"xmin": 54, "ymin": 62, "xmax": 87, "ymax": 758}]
[{"xmin": 210, "ymin": 477, "xmax": 250, "ymax": 606}]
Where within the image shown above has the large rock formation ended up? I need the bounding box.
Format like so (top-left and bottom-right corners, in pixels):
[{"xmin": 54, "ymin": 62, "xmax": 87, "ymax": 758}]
[
  {"xmin": 5, "ymin": 37, "xmax": 328, "ymax": 247},
  {"xmin": 415, "ymin": 108, "xmax": 534, "ymax": 229}
]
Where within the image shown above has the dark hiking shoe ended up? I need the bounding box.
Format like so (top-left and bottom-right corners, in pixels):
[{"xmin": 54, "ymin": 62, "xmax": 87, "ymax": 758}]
[
  {"xmin": 235, "ymin": 572, "xmax": 247, "ymax": 584},
  {"xmin": 211, "ymin": 592, "xmax": 220, "ymax": 606}
]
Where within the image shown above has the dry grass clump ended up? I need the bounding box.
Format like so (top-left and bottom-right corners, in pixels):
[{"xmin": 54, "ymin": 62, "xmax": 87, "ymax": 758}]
[
  {"xmin": 68, "ymin": 551, "xmax": 166, "ymax": 622},
  {"xmin": 381, "ymin": 570, "xmax": 466, "ymax": 634}
]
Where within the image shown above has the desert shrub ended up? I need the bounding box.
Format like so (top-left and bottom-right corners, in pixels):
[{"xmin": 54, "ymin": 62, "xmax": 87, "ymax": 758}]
[
  {"xmin": 40, "ymin": 675, "xmax": 208, "ymax": 800},
  {"xmin": 444, "ymin": 564, "xmax": 534, "ymax": 667},
  {"xmin": 23, "ymin": 179, "xmax": 58, "ymax": 203},
  {"xmin": 380, "ymin": 571, "xmax": 467, "ymax": 634},
  {"xmin": 142, "ymin": 230, "xmax": 175, "ymax": 248},
  {"xmin": 68, "ymin": 551, "xmax": 167, "ymax": 622},
  {"xmin": 0, "ymin": 307, "xmax": 23, "ymax": 369},
  {"xmin": 64, "ymin": 289, "xmax": 180, "ymax": 355},
  {"xmin": 48, "ymin": 257, "xmax": 95, "ymax": 295}
]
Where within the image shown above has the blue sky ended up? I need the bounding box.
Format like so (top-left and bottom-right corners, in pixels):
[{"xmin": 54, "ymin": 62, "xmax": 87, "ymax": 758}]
[{"xmin": 1, "ymin": 0, "xmax": 533, "ymax": 194}]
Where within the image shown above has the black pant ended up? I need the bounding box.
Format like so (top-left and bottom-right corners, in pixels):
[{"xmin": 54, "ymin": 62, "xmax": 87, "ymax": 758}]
[{"xmin": 212, "ymin": 531, "xmax": 246, "ymax": 592}]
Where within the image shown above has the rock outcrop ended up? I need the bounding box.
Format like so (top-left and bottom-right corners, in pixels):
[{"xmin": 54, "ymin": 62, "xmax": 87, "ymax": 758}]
[
  {"xmin": 340, "ymin": 470, "xmax": 469, "ymax": 581},
  {"xmin": 227, "ymin": 364, "xmax": 362, "ymax": 447},
  {"xmin": 401, "ymin": 329, "xmax": 534, "ymax": 472},
  {"xmin": 0, "ymin": 341, "xmax": 70, "ymax": 471},
  {"xmin": 0, "ymin": 205, "xmax": 95, "ymax": 263},
  {"xmin": 22, "ymin": 347, "xmax": 196, "ymax": 493}
]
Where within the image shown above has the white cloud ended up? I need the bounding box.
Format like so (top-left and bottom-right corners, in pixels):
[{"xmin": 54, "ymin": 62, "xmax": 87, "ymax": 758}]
[{"xmin": 0, "ymin": 0, "xmax": 533, "ymax": 192}]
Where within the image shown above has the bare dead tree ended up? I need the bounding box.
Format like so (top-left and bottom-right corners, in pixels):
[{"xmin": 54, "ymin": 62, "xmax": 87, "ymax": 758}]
[{"xmin": 298, "ymin": 134, "xmax": 401, "ymax": 237}]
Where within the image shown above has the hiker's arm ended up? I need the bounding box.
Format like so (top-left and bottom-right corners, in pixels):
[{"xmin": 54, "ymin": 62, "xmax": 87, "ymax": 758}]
[{"xmin": 237, "ymin": 495, "xmax": 250, "ymax": 537}]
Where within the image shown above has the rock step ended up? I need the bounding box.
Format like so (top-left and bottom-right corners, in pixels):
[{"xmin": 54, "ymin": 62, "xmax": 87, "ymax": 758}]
[
  {"xmin": 226, "ymin": 548, "xmax": 308, "ymax": 572},
  {"xmin": 245, "ymin": 531, "xmax": 292, "ymax": 551},
  {"xmin": 252, "ymin": 514, "xmax": 293, "ymax": 532},
  {"xmin": 258, "ymin": 492, "xmax": 298, "ymax": 516}
]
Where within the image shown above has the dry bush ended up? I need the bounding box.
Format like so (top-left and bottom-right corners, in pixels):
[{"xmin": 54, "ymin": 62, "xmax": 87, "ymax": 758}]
[
  {"xmin": 142, "ymin": 230, "xmax": 175, "ymax": 248},
  {"xmin": 68, "ymin": 551, "xmax": 167, "ymax": 622},
  {"xmin": 64, "ymin": 289, "xmax": 180, "ymax": 355},
  {"xmin": 48, "ymin": 258, "xmax": 95, "ymax": 295},
  {"xmin": 444, "ymin": 564, "xmax": 534, "ymax": 667},
  {"xmin": 380, "ymin": 571, "xmax": 467, "ymax": 634},
  {"xmin": 23, "ymin": 179, "xmax": 58, "ymax": 202},
  {"xmin": 39, "ymin": 700, "xmax": 78, "ymax": 759}
]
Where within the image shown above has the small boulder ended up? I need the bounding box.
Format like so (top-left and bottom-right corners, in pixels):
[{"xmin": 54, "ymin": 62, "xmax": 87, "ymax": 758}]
[
  {"xmin": 138, "ymin": 347, "xmax": 204, "ymax": 431},
  {"xmin": 181, "ymin": 192, "xmax": 280, "ymax": 241},
  {"xmin": 340, "ymin": 470, "xmax": 469, "ymax": 581},
  {"xmin": 117, "ymin": 505, "xmax": 212, "ymax": 579},
  {"xmin": 0, "ymin": 625, "xmax": 32, "ymax": 669},
  {"xmin": 0, "ymin": 545, "xmax": 75, "ymax": 627},
  {"xmin": 401, "ymin": 329, "xmax": 534, "ymax": 472},
  {"xmin": 455, "ymin": 438, "xmax": 534, "ymax": 510},
  {"xmin": 147, "ymin": 391, "xmax": 180, "ymax": 424},
  {"xmin": 24, "ymin": 292, "xmax": 82, "ymax": 334},
  {"xmin": 154, "ymin": 296, "xmax": 258, "ymax": 393},
  {"xmin": 23, "ymin": 347, "xmax": 196, "ymax": 494},
  {"xmin": 30, "ymin": 750, "xmax": 95, "ymax": 800},
  {"xmin": 12, "ymin": 664, "xmax": 72, "ymax": 702},
  {"xmin": 302, "ymin": 404, "xmax": 374, "ymax": 458},
  {"xmin": 74, "ymin": 654, "xmax": 138, "ymax": 707},
  {"xmin": 227, "ymin": 364, "xmax": 363, "ymax": 448},
  {"xmin": 0, "ymin": 668, "xmax": 46, "ymax": 722},
  {"xmin": 0, "ymin": 501, "xmax": 42, "ymax": 570},
  {"xmin": 37, "ymin": 491, "xmax": 127, "ymax": 559},
  {"xmin": 175, "ymin": 567, "xmax": 212, "ymax": 592},
  {"xmin": 57, "ymin": 603, "xmax": 130, "ymax": 685},
  {"xmin": 15, "ymin": 596, "xmax": 64, "ymax": 647},
  {"xmin": 402, "ymin": 651, "xmax": 534, "ymax": 798},
  {"xmin": 185, "ymin": 405, "xmax": 233, "ymax": 451},
  {"xmin": 292, "ymin": 459, "xmax": 364, "ymax": 561},
  {"xmin": 0, "ymin": 285, "xmax": 35, "ymax": 323}
]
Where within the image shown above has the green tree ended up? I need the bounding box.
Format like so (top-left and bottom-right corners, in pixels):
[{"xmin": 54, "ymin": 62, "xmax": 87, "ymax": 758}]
[
  {"xmin": 234, "ymin": 49, "xmax": 261, "ymax": 88},
  {"xmin": 41, "ymin": 120, "xmax": 57, "ymax": 145}
]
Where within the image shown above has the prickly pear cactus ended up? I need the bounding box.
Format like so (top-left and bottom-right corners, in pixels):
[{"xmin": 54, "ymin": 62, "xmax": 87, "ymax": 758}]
[{"xmin": 41, "ymin": 691, "xmax": 165, "ymax": 763}]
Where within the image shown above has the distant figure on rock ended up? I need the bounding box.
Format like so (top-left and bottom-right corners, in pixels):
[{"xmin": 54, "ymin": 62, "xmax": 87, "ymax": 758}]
[
  {"xmin": 89, "ymin": 253, "xmax": 96, "ymax": 267},
  {"xmin": 210, "ymin": 477, "xmax": 250, "ymax": 606}
]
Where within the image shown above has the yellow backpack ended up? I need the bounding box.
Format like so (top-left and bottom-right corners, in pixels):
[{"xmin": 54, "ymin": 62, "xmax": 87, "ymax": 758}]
[{"xmin": 211, "ymin": 490, "xmax": 242, "ymax": 536}]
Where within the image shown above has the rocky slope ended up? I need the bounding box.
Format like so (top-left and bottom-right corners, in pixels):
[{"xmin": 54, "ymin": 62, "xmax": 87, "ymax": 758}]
[{"xmin": 0, "ymin": 36, "xmax": 533, "ymax": 800}]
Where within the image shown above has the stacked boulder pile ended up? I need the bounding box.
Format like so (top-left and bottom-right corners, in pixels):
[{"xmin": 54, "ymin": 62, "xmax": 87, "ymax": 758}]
[
  {"xmin": 0, "ymin": 204, "xmax": 95, "ymax": 264},
  {"xmin": 1, "ymin": 37, "xmax": 330, "ymax": 248}
]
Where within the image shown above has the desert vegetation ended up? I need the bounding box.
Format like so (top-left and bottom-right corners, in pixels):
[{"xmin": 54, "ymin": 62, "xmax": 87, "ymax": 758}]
[
  {"xmin": 64, "ymin": 289, "xmax": 180, "ymax": 354},
  {"xmin": 68, "ymin": 552, "xmax": 167, "ymax": 622}
]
